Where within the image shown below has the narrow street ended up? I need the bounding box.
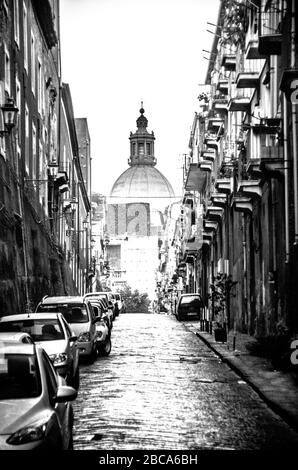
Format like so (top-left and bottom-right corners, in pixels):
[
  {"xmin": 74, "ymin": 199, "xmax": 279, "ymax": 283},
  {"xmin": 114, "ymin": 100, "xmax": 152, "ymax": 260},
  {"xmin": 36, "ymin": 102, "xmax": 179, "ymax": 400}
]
[{"xmin": 73, "ymin": 313, "xmax": 298, "ymax": 450}]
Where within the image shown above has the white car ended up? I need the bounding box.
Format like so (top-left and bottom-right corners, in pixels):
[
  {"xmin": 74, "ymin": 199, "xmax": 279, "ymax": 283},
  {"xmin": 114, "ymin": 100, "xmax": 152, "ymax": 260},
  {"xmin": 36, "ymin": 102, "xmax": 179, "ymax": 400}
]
[
  {"xmin": 36, "ymin": 296, "xmax": 98, "ymax": 362},
  {"xmin": 0, "ymin": 332, "xmax": 34, "ymax": 344},
  {"xmin": 0, "ymin": 313, "xmax": 80, "ymax": 390}
]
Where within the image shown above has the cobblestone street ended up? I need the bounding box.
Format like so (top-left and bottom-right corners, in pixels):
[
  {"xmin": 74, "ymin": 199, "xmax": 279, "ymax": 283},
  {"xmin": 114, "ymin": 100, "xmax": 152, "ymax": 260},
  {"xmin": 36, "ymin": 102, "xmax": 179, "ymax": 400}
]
[{"xmin": 73, "ymin": 313, "xmax": 298, "ymax": 450}]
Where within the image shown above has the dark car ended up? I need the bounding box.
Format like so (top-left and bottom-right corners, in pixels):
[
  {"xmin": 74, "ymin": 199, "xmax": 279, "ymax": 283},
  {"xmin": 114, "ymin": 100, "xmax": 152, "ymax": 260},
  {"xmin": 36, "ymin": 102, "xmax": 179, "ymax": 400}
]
[{"xmin": 176, "ymin": 293, "xmax": 204, "ymax": 321}]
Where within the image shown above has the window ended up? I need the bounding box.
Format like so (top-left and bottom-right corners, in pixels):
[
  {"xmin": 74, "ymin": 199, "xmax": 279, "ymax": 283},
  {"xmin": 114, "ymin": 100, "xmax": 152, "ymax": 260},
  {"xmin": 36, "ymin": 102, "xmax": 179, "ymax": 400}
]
[
  {"xmin": 25, "ymin": 103, "xmax": 29, "ymax": 174},
  {"xmin": 42, "ymin": 351, "xmax": 58, "ymax": 405},
  {"xmin": 0, "ymin": 354, "xmax": 41, "ymax": 400},
  {"xmin": 16, "ymin": 77, "xmax": 21, "ymax": 146},
  {"xmin": 4, "ymin": 46, "xmax": 10, "ymax": 94},
  {"xmin": 146, "ymin": 143, "xmax": 151, "ymax": 155},
  {"xmin": 23, "ymin": 3, "xmax": 28, "ymax": 71},
  {"xmin": 14, "ymin": 0, "xmax": 20, "ymax": 46},
  {"xmin": 32, "ymin": 123, "xmax": 36, "ymax": 180},
  {"xmin": 31, "ymin": 31, "xmax": 35, "ymax": 94},
  {"xmin": 138, "ymin": 142, "xmax": 144, "ymax": 156},
  {"xmin": 37, "ymin": 58, "xmax": 44, "ymax": 114}
]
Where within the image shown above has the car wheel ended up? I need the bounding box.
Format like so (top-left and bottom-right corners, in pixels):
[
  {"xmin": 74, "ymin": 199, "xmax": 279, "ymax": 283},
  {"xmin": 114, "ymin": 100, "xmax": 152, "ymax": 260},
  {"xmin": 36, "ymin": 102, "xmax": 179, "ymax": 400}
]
[{"xmin": 98, "ymin": 336, "xmax": 112, "ymax": 356}]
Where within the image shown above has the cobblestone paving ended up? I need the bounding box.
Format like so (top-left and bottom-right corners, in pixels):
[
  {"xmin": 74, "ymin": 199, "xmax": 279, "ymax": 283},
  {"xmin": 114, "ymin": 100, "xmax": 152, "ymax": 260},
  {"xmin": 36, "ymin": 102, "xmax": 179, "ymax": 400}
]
[{"xmin": 73, "ymin": 313, "xmax": 298, "ymax": 450}]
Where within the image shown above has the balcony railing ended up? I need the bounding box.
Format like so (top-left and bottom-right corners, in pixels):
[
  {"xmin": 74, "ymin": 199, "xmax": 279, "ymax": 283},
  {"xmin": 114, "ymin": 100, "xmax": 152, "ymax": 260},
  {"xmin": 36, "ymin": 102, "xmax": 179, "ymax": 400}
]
[{"xmin": 258, "ymin": 10, "xmax": 282, "ymax": 55}]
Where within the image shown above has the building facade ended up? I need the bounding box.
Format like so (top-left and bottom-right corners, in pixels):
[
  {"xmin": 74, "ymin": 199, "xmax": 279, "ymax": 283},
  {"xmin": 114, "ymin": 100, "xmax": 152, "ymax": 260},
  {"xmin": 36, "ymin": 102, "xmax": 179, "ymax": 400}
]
[
  {"xmin": 165, "ymin": 0, "xmax": 298, "ymax": 340},
  {"xmin": 0, "ymin": 1, "xmax": 92, "ymax": 314}
]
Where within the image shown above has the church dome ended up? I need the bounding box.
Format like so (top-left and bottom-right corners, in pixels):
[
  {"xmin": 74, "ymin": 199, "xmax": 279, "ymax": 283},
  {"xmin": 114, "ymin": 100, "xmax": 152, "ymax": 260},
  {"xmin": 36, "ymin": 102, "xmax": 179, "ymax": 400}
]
[
  {"xmin": 110, "ymin": 165, "xmax": 175, "ymax": 201},
  {"xmin": 109, "ymin": 105, "xmax": 175, "ymax": 212}
]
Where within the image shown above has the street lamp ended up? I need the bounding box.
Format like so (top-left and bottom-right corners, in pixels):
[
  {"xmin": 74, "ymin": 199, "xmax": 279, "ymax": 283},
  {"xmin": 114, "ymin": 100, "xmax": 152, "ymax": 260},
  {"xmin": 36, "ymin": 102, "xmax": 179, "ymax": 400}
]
[{"xmin": 0, "ymin": 98, "xmax": 19, "ymax": 137}]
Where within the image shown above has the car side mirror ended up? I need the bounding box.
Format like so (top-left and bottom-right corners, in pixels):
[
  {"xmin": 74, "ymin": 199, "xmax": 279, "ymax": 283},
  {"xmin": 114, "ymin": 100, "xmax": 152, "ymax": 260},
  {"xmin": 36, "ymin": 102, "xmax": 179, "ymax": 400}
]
[
  {"xmin": 69, "ymin": 335, "xmax": 77, "ymax": 342},
  {"xmin": 55, "ymin": 385, "xmax": 77, "ymax": 403}
]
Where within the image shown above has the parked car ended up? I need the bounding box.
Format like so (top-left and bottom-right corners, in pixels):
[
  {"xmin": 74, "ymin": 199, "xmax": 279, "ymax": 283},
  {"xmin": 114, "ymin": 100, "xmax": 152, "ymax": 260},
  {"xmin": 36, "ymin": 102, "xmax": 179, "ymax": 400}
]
[
  {"xmin": 0, "ymin": 341, "xmax": 77, "ymax": 450},
  {"xmin": 0, "ymin": 332, "xmax": 34, "ymax": 344},
  {"xmin": 113, "ymin": 292, "xmax": 125, "ymax": 314},
  {"xmin": 84, "ymin": 292, "xmax": 114, "ymax": 323},
  {"xmin": 88, "ymin": 302, "xmax": 112, "ymax": 356},
  {"xmin": 0, "ymin": 313, "xmax": 79, "ymax": 389},
  {"xmin": 87, "ymin": 298, "xmax": 112, "ymax": 332},
  {"xmin": 35, "ymin": 296, "xmax": 98, "ymax": 362},
  {"xmin": 175, "ymin": 293, "xmax": 204, "ymax": 321}
]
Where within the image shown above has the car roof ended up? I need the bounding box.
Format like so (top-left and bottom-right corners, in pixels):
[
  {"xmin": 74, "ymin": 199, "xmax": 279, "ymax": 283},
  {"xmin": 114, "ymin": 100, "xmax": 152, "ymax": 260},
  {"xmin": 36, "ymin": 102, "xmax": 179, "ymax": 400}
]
[
  {"xmin": 85, "ymin": 292, "xmax": 108, "ymax": 296},
  {"xmin": 0, "ymin": 342, "xmax": 36, "ymax": 355},
  {"xmin": 0, "ymin": 312, "xmax": 63, "ymax": 322},
  {"xmin": 40, "ymin": 296, "xmax": 86, "ymax": 304},
  {"xmin": 0, "ymin": 332, "xmax": 32, "ymax": 339},
  {"xmin": 179, "ymin": 293, "xmax": 201, "ymax": 297}
]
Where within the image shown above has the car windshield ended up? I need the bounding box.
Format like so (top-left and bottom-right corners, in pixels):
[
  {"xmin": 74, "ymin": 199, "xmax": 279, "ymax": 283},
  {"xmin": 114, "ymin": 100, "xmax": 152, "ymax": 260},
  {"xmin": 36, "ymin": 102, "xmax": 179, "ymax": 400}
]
[
  {"xmin": 0, "ymin": 354, "xmax": 41, "ymax": 400},
  {"xmin": 0, "ymin": 319, "xmax": 64, "ymax": 342},
  {"xmin": 37, "ymin": 304, "xmax": 89, "ymax": 324},
  {"xmin": 180, "ymin": 295, "xmax": 202, "ymax": 306}
]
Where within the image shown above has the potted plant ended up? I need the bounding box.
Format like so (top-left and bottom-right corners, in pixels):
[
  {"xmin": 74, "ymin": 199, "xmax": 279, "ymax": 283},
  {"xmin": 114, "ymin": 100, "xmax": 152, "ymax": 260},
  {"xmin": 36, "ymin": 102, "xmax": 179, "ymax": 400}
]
[{"xmin": 209, "ymin": 273, "xmax": 237, "ymax": 343}]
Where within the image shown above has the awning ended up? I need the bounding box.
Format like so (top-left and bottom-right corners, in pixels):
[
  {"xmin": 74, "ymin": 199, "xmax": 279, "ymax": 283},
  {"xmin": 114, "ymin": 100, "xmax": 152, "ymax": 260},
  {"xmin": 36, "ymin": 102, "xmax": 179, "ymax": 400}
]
[{"xmin": 185, "ymin": 163, "xmax": 207, "ymax": 192}]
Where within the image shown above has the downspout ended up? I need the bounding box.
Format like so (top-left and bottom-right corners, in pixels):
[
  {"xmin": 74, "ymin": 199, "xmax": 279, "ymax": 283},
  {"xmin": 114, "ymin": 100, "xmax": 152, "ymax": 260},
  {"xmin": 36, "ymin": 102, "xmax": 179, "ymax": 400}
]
[
  {"xmin": 13, "ymin": 137, "xmax": 31, "ymax": 311},
  {"xmin": 283, "ymin": 94, "xmax": 290, "ymax": 262},
  {"xmin": 291, "ymin": 0, "xmax": 298, "ymax": 246}
]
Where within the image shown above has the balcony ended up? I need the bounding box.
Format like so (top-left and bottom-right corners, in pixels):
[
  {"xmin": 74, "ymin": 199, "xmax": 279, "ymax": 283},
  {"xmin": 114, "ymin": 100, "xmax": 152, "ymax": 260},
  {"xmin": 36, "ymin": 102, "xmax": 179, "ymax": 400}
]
[
  {"xmin": 258, "ymin": 34, "xmax": 282, "ymax": 56},
  {"xmin": 210, "ymin": 193, "xmax": 227, "ymax": 207},
  {"xmin": 228, "ymin": 96, "xmax": 250, "ymax": 112},
  {"xmin": 221, "ymin": 54, "xmax": 236, "ymax": 71},
  {"xmin": 212, "ymin": 96, "xmax": 228, "ymax": 114},
  {"xmin": 205, "ymin": 206, "xmax": 224, "ymax": 223},
  {"xmin": 231, "ymin": 195, "xmax": 253, "ymax": 214},
  {"xmin": 246, "ymin": 158, "xmax": 262, "ymax": 178},
  {"xmin": 203, "ymin": 134, "xmax": 218, "ymax": 149},
  {"xmin": 201, "ymin": 150, "xmax": 216, "ymax": 162},
  {"xmin": 236, "ymin": 71, "xmax": 260, "ymax": 89},
  {"xmin": 199, "ymin": 160, "xmax": 213, "ymax": 172},
  {"xmin": 204, "ymin": 221, "xmax": 218, "ymax": 233},
  {"xmin": 207, "ymin": 117, "xmax": 224, "ymax": 132},
  {"xmin": 237, "ymin": 180, "xmax": 262, "ymax": 199},
  {"xmin": 217, "ymin": 79, "xmax": 229, "ymax": 94},
  {"xmin": 215, "ymin": 178, "xmax": 233, "ymax": 194},
  {"xmin": 245, "ymin": 39, "xmax": 266, "ymax": 60},
  {"xmin": 252, "ymin": 118, "xmax": 281, "ymax": 135}
]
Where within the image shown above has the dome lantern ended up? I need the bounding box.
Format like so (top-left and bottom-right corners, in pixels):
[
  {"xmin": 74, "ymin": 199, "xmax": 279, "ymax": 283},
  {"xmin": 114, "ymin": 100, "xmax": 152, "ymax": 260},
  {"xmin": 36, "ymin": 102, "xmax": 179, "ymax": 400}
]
[{"xmin": 129, "ymin": 103, "xmax": 156, "ymax": 167}]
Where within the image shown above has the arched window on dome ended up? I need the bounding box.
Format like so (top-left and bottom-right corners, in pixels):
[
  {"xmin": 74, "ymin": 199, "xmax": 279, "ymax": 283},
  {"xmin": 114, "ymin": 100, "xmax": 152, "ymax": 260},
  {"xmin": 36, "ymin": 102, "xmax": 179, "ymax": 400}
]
[{"xmin": 138, "ymin": 142, "xmax": 144, "ymax": 156}]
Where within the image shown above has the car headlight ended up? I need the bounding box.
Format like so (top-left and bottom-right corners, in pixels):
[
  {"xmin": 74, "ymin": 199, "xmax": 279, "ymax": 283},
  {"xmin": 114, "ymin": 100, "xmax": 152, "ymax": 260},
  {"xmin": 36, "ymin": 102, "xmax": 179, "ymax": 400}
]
[
  {"xmin": 96, "ymin": 331, "xmax": 103, "ymax": 339},
  {"xmin": 78, "ymin": 332, "xmax": 91, "ymax": 342},
  {"xmin": 49, "ymin": 353, "xmax": 68, "ymax": 365},
  {"xmin": 7, "ymin": 418, "xmax": 48, "ymax": 445}
]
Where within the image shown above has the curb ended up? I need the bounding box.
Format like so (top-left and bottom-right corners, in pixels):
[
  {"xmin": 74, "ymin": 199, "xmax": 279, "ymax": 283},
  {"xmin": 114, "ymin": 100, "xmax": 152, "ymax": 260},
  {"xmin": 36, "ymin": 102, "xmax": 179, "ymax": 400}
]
[{"xmin": 194, "ymin": 329, "xmax": 298, "ymax": 435}]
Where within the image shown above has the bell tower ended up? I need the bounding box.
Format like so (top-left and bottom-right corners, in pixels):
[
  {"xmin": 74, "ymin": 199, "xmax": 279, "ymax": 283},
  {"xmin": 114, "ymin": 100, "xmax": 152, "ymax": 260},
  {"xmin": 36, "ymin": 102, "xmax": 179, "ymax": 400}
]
[{"xmin": 128, "ymin": 103, "xmax": 156, "ymax": 166}]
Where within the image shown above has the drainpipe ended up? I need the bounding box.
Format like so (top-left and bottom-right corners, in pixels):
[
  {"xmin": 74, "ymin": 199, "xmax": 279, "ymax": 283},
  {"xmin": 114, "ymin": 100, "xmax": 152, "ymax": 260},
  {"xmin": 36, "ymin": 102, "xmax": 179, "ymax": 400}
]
[
  {"xmin": 283, "ymin": 94, "xmax": 290, "ymax": 263},
  {"xmin": 291, "ymin": 0, "xmax": 298, "ymax": 246}
]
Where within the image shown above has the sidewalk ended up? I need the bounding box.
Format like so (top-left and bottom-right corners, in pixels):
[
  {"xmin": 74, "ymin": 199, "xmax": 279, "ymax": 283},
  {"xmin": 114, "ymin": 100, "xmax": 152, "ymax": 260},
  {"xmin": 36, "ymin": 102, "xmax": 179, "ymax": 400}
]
[{"xmin": 187, "ymin": 324, "xmax": 298, "ymax": 433}]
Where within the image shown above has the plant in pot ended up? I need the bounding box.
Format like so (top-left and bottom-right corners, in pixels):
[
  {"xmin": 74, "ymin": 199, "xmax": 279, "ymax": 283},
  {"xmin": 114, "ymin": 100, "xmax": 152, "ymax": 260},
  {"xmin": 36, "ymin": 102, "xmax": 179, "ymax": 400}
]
[{"xmin": 209, "ymin": 273, "xmax": 237, "ymax": 343}]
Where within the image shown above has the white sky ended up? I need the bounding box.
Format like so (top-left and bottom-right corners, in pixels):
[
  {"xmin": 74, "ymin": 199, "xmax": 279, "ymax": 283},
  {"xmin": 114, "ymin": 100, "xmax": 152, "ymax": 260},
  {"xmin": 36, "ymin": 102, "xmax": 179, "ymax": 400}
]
[{"xmin": 60, "ymin": 0, "xmax": 220, "ymax": 197}]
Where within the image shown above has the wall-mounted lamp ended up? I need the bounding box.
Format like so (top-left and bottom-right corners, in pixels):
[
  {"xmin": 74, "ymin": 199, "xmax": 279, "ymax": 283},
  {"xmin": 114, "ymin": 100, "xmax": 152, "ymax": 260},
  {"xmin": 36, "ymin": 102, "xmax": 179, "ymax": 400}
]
[
  {"xmin": 0, "ymin": 98, "xmax": 19, "ymax": 137},
  {"xmin": 48, "ymin": 160, "xmax": 59, "ymax": 178}
]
